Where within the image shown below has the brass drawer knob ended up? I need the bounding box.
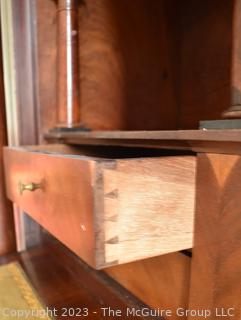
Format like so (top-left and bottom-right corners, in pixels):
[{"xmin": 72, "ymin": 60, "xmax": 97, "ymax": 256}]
[{"xmin": 18, "ymin": 181, "xmax": 42, "ymax": 195}]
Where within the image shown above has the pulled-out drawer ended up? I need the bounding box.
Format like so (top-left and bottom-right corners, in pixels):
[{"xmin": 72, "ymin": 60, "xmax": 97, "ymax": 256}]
[{"xmin": 4, "ymin": 145, "xmax": 196, "ymax": 269}]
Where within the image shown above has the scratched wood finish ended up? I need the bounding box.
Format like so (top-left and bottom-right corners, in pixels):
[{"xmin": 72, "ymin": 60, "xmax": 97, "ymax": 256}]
[
  {"xmin": 188, "ymin": 153, "xmax": 241, "ymax": 319},
  {"xmin": 4, "ymin": 145, "xmax": 195, "ymax": 268},
  {"xmin": 106, "ymin": 252, "xmax": 191, "ymax": 319}
]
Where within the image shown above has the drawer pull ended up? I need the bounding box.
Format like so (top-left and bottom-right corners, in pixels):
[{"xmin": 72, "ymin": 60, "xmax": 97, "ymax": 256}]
[{"xmin": 18, "ymin": 181, "xmax": 42, "ymax": 195}]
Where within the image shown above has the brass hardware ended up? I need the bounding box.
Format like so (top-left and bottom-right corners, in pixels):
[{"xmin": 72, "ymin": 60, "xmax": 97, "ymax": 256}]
[{"xmin": 18, "ymin": 181, "xmax": 42, "ymax": 195}]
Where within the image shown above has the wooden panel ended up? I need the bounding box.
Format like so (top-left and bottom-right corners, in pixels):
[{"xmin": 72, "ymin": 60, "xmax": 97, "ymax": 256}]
[
  {"xmin": 106, "ymin": 252, "xmax": 191, "ymax": 319},
  {"xmin": 179, "ymin": 0, "xmax": 233, "ymax": 128},
  {"xmin": 36, "ymin": 0, "xmax": 237, "ymax": 131},
  {"xmin": 35, "ymin": 0, "xmax": 57, "ymax": 139},
  {"xmin": 189, "ymin": 153, "xmax": 241, "ymax": 319},
  {"xmin": 0, "ymin": 31, "xmax": 15, "ymax": 255},
  {"xmin": 101, "ymin": 156, "xmax": 195, "ymax": 266},
  {"xmin": 78, "ymin": 0, "xmax": 126, "ymax": 130},
  {"xmin": 4, "ymin": 146, "xmax": 195, "ymax": 268},
  {"xmin": 79, "ymin": 0, "xmax": 179, "ymax": 130},
  {"xmin": 231, "ymin": 0, "xmax": 241, "ymax": 107},
  {"xmin": 11, "ymin": 0, "xmax": 39, "ymax": 144},
  {"xmin": 32, "ymin": 0, "xmax": 241, "ymax": 134},
  {"xmin": 1, "ymin": 0, "xmax": 42, "ymax": 251},
  {"xmin": 35, "ymin": 0, "xmax": 180, "ymax": 132},
  {"xmin": 222, "ymin": 0, "xmax": 241, "ymax": 117}
]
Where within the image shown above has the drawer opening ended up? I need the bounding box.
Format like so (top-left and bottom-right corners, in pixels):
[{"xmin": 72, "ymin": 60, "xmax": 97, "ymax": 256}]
[{"xmin": 22, "ymin": 144, "xmax": 195, "ymax": 160}]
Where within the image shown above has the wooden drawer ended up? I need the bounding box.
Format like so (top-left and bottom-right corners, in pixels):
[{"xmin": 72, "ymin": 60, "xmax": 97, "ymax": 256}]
[{"xmin": 4, "ymin": 145, "xmax": 196, "ymax": 269}]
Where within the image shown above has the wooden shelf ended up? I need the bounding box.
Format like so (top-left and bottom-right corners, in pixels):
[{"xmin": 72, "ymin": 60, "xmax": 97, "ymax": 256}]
[{"xmin": 45, "ymin": 129, "xmax": 241, "ymax": 155}]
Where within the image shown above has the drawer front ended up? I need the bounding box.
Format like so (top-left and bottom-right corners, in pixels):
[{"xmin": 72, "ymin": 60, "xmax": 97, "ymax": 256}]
[{"xmin": 4, "ymin": 147, "xmax": 96, "ymax": 267}]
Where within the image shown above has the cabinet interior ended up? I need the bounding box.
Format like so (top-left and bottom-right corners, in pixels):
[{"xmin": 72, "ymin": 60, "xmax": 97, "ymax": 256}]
[{"xmin": 36, "ymin": 0, "xmax": 234, "ymax": 132}]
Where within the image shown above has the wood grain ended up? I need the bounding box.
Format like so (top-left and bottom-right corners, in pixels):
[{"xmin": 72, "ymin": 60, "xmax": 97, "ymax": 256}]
[
  {"xmin": 11, "ymin": 0, "xmax": 39, "ymax": 144},
  {"xmin": 4, "ymin": 147, "xmax": 96, "ymax": 267},
  {"xmin": 78, "ymin": 0, "xmax": 126, "ymax": 130},
  {"xmin": 179, "ymin": 0, "xmax": 233, "ymax": 128},
  {"xmin": 78, "ymin": 0, "xmax": 179, "ymax": 130},
  {"xmin": 56, "ymin": 0, "xmax": 81, "ymax": 128},
  {"xmin": 35, "ymin": 0, "xmax": 180, "ymax": 131},
  {"xmin": 101, "ymin": 156, "xmax": 195, "ymax": 265},
  {"xmin": 36, "ymin": 0, "xmax": 237, "ymax": 131},
  {"xmin": 45, "ymin": 128, "xmax": 241, "ymax": 142},
  {"xmin": 45, "ymin": 128, "xmax": 241, "ymax": 155},
  {"xmin": 3, "ymin": 0, "xmax": 42, "ymax": 251},
  {"xmin": 4, "ymin": 146, "xmax": 195, "ymax": 268},
  {"xmin": 0, "ymin": 234, "xmax": 157, "ymax": 320},
  {"xmin": 223, "ymin": 0, "xmax": 241, "ymax": 118},
  {"xmin": 35, "ymin": 0, "xmax": 57, "ymax": 139},
  {"xmin": 0, "ymin": 32, "xmax": 15, "ymax": 255},
  {"xmin": 189, "ymin": 153, "xmax": 241, "ymax": 319},
  {"xmin": 106, "ymin": 252, "xmax": 191, "ymax": 319}
]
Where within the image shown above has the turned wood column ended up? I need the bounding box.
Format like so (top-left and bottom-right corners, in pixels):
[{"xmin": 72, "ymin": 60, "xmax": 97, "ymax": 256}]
[{"xmin": 56, "ymin": 0, "xmax": 80, "ymax": 128}]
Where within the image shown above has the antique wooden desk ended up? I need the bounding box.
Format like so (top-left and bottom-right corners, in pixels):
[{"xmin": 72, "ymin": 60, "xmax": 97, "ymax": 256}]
[{"xmin": 1, "ymin": 0, "xmax": 241, "ymax": 318}]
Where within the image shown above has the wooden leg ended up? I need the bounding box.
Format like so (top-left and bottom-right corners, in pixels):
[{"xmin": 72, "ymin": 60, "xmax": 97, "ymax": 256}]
[
  {"xmin": 188, "ymin": 153, "xmax": 241, "ymax": 319},
  {"xmin": 13, "ymin": 204, "xmax": 42, "ymax": 252}
]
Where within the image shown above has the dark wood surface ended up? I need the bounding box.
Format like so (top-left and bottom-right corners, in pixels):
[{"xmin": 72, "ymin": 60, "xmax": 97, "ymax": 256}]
[
  {"xmin": 0, "ymin": 234, "xmax": 159, "ymax": 320},
  {"xmin": 0, "ymin": 31, "xmax": 15, "ymax": 255},
  {"xmin": 189, "ymin": 153, "xmax": 241, "ymax": 319}
]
